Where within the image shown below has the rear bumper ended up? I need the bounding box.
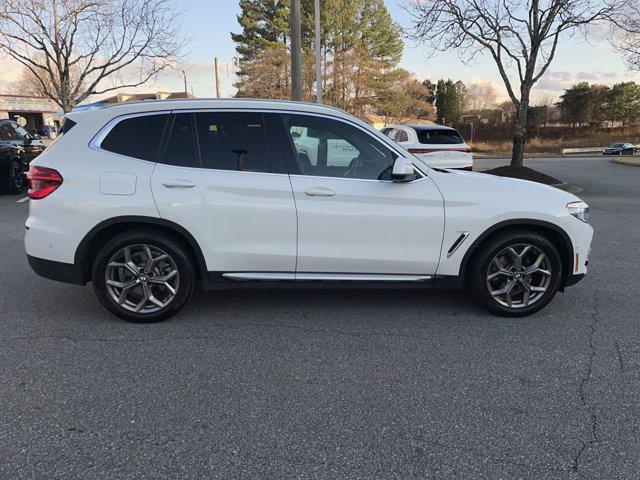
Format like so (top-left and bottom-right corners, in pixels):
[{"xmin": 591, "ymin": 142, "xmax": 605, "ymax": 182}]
[{"xmin": 27, "ymin": 255, "xmax": 85, "ymax": 285}]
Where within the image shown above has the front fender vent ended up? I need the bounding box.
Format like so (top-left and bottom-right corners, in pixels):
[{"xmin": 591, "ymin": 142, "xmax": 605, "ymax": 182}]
[{"xmin": 447, "ymin": 232, "xmax": 469, "ymax": 258}]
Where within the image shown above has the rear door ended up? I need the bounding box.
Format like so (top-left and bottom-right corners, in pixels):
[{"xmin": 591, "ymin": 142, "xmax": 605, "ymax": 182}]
[{"xmin": 150, "ymin": 111, "xmax": 297, "ymax": 275}]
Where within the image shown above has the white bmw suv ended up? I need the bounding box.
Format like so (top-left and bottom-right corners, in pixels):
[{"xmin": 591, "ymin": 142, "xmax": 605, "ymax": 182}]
[{"xmin": 25, "ymin": 99, "xmax": 592, "ymax": 322}]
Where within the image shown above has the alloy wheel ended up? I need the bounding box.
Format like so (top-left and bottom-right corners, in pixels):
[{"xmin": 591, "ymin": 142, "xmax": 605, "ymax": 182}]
[
  {"xmin": 105, "ymin": 244, "xmax": 180, "ymax": 313},
  {"xmin": 486, "ymin": 244, "xmax": 552, "ymax": 309}
]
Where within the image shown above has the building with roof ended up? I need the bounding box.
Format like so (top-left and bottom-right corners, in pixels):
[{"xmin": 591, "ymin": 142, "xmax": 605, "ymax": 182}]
[{"xmin": 0, "ymin": 94, "xmax": 58, "ymax": 132}]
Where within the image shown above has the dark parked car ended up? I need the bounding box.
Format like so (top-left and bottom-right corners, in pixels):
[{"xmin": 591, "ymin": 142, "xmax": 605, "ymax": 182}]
[
  {"xmin": 0, "ymin": 119, "xmax": 46, "ymax": 194},
  {"xmin": 603, "ymin": 143, "xmax": 637, "ymax": 156},
  {"xmin": 36, "ymin": 124, "xmax": 57, "ymax": 139}
]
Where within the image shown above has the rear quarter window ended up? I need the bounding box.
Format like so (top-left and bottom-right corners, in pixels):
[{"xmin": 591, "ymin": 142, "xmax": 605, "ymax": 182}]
[
  {"xmin": 100, "ymin": 114, "xmax": 170, "ymax": 161},
  {"xmin": 416, "ymin": 128, "xmax": 464, "ymax": 145}
]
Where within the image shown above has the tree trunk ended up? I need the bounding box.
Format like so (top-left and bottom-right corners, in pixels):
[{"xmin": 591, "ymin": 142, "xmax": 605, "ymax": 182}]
[{"xmin": 511, "ymin": 91, "xmax": 530, "ymax": 167}]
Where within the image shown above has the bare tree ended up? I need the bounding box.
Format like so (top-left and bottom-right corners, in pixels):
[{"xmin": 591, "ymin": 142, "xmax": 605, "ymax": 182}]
[
  {"xmin": 466, "ymin": 81, "xmax": 497, "ymax": 111},
  {"xmin": 617, "ymin": 13, "xmax": 640, "ymax": 71},
  {"xmin": 405, "ymin": 0, "xmax": 630, "ymax": 166},
  {"xmin": 0, "ymin": 0, "xmax": 185, "ymax": 112}
]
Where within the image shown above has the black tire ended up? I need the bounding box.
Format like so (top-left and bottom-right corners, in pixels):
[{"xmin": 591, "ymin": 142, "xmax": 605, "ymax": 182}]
[
  {"xmin": 468, "ymin": 230, "xmax": 563, "ymax": 317},
  {"xmin": 92, "ymin": 230, "xmax": 195, "ymax": 323},
  {"xmin": 0, "ymin": 159, "xmax": 24, "ymax": 194}
]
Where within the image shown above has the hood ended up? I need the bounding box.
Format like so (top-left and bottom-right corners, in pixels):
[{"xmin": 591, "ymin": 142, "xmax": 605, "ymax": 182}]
[{"xmin": 428, "ymin": 168, "xmax": 582, "ymax": 217}]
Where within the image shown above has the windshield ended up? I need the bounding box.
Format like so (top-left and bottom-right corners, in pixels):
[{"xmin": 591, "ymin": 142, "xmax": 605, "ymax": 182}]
[{"xmin": 415, "ymin": 128, "xmax": 464, "ymax": 145}]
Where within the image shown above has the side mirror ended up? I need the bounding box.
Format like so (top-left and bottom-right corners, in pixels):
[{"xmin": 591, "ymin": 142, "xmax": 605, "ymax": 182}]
[
  {"xmin": 31, "ymin": 133, "xmax": 41, "ymax": 140},
  {"xmin": 392, "ymin": 157, "xmax": 416, "ymax": 183}
]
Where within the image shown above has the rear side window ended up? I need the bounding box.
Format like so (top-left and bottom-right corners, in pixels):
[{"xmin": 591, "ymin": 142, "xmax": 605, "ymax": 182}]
[
  {"xmin": 0, "ymin": 123, "xmax": 20, "ymax": 140},
  {"xmin": 416, "ymin": 128, "xmax": 464, "ymax": 145},
  {"xmin": 395, "ymin": 129, "xmax": 409, "ymax": 142},
  {"xmin": 101, "ymin": 114, "xmax": 169, "ymax": 161},
  {"xmin": 194, "ymin": 111, "xmax": 280, "ymax": 173},
  {"xmin": 60, "ymin": 118, "xmax": 76, "ymax": 136}
]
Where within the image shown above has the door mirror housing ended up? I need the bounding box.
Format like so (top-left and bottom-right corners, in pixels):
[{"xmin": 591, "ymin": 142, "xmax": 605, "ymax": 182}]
[{"xmin": 392, "ymin": 157, "xmax": 416, "ymax": 183}]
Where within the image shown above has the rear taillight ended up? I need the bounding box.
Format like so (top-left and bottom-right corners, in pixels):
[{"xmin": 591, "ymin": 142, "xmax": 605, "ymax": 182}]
[
  {"xmin": 408, "ymin": 147, "xmax": 472, "ymax": 154},
  {"xmin": 27, "ymin": 166, "xmax": 63, "ymax": 199}
]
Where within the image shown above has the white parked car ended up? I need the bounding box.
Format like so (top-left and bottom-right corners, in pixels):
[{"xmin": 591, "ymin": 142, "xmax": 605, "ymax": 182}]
[
  {"xmin": 382, "ymin": 124, "xmax": 473, "ymax": 170},
  {"xmin": 25, "ymin": 99, "xmax": 592, "ymax": 322}
]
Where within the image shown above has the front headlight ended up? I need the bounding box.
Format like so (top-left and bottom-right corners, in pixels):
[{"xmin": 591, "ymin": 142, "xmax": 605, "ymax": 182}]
[{"xmin": 567, "ymin": 201, "xmax": 589, "ymax": 223}]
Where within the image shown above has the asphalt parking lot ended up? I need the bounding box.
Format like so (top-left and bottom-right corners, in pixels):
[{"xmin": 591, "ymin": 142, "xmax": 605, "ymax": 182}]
[{"xmin": 1, "ymin": 156, "xmax": 639, "ymax": 479}]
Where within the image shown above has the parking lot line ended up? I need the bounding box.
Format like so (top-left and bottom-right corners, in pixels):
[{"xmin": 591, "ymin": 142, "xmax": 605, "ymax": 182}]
[{"xmin": 16, "ymin": 197, "xmax": 29, "ymax": 203}]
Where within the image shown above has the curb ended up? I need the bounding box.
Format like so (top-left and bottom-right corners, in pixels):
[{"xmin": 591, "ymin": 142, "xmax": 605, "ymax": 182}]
[
  {"xmin": 611, "ymin": 158, "xmax": 640, "ymax": 168},
  {"xmin": 554, "ymin": 182, "xmax": 583, "ymax": 194}
]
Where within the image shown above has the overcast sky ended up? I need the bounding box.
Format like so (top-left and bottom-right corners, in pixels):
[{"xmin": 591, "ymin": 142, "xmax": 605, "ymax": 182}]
[{"xmin": 1, "ymin": 0, "xmax": 638, "ymax": 103}]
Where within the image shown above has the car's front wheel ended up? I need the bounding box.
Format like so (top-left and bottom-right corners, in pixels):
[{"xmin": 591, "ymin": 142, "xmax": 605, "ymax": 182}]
[
  {"xmin": 92, "ymin": 231, "xmax": 195, "ymax": 322},
  {"xmin": 469, "ymin": 231, "xmax": 563, "ymax": 317}
]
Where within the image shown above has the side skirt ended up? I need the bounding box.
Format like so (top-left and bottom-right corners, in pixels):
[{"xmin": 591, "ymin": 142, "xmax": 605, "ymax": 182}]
[{"xmin": 203, "ymin": 272, "xmax": 464, "ymax": 291}]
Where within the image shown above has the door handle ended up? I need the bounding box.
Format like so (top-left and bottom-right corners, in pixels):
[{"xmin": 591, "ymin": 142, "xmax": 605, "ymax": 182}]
[
  {"xmin": 304, "ymin": 186, "xmax": 335, "ymax": 197},
  {"xmin": 162, "ymin": 180, "xmax": 196, "ymax": 188}
]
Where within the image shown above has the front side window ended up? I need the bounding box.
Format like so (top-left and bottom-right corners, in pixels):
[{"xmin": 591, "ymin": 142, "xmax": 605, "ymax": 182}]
[
  {"xmin": 101, "ymin": 114, "xmax": 169, "ymax": 161},
  {"xmin": 282, "ymin": 114, "xmax": 396, "ymax": 180},
  {"xmin": 194, "ymin": 112, "xmax": 278, "ymax": 173},
  {"xmin": 416, "ymin": 128, "xmax": 464, "ymax": 145}
]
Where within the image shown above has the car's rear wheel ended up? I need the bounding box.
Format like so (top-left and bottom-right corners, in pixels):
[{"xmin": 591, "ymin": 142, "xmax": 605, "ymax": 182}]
[
  {"xmin": 92, "ymin": 231, "xmax": 195, "ymax": 322},
  {"xmin": 469, "ymin": 231, "xmax": 563, "ymax": 317},
  {"xmin": 0, "ymin": 160, "xmax": 23, "ymax": 194}
]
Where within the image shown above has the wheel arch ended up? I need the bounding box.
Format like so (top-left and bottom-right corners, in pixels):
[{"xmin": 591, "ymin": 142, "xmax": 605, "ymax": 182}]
[
  {"xmin": 74, "ymin": 216, "xmax": 208, "ymax": 284},
  {"xmin": 459, "ymin": 219, "xmax": 574, "ymax": 290}
]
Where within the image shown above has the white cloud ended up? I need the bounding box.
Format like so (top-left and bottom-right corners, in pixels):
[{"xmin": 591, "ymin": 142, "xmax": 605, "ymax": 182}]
[{"xmin": 0, "ymin": 56, "xmax": 24, "ymax": 85}]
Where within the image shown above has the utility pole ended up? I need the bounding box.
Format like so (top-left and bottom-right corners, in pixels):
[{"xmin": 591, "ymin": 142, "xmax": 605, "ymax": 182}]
[
  {"xmin": 290, "ymin": 0, "xmax": 303, "ymax": 101},
  {"xmin": 314, "ymin": 0, "xmax": 322, "ymax": 103},
  {"xmin": 181, "ymin": 70, "xmax": 187, "ymax": 95},
  {"xmin": 214, "ymin": 57, "xmax": 221, "ymax": 98}
]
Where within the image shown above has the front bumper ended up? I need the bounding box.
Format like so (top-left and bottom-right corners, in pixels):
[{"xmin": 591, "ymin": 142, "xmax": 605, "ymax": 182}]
[{"xmin": 565, "ymin": 273, "xmax": 586, "ymax": 287}]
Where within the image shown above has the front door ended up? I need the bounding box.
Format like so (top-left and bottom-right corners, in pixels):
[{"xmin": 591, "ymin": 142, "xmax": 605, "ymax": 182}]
[
  {"xmin": 279, "ymin": 113, "xmax": 445, "ymax": 275},
  {"xmin": 151, "ymin": 111, "xmax": 297, "ymax": 274}
]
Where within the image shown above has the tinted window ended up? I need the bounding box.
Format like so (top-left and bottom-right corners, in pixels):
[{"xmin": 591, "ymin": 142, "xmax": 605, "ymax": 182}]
[
  {"xmin": 60, "ymin": 118, "xmax": 76, "ymax": 136},
  {"xmin": 194, "ymin": 112, "xmax": 278, "ymax": 173},
  {"xmin": 13, "ymin": 124, "xmax": 29, "ymax": 139},
  {"xmin": 101, "ymin": 114, "xmax": 169, "ymax": 161},
  {"xmin": 282, "ymin": 114, "xmax": 395, "ymax": 180},
  {"xmin": 416, "ymin": 128, "xmax": 464, "ymax": 145},
  {"xmin": 0, "ymin": 123, "xmax": 13, "ymax": 141},
  {"xmin": 163, "ymin": 113, "xmax": 200, "ymax": 168},
  {"xmin": 0, "ymin": 123, "xmax": 21, "ymax": 140},
  {"xmin": 395, "ymin": 129, "xmax": 409, "ymax": 142}
]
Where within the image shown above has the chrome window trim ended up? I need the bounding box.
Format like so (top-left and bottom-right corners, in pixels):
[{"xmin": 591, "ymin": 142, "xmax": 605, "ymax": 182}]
[
  {"xmin": 87, "ymin": 108, "xmax": 428, "ymax": 181},
  {"xmin": 89, "ymin": 110, "xmax": 171, "ymax": 156}
]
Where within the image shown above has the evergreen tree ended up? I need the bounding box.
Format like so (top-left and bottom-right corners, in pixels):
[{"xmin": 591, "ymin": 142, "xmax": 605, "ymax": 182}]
[
  {"xmin": 557, "ymin": 82, "xmax": 592, "ymax": 128},
  {"xmin": 233, "ymin": 0, "xmax": 404, "ymax": 115},
  {"xmin": 436, "ymin": 79, "xmax": 467, "ymax": 125},
  {"xmin": 608, "ymin": 82, "xmax": 640, "ymax": 127},
  {"xmin": 232, "ymin": 0, "xmax": 314, "ymax": 62}
]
